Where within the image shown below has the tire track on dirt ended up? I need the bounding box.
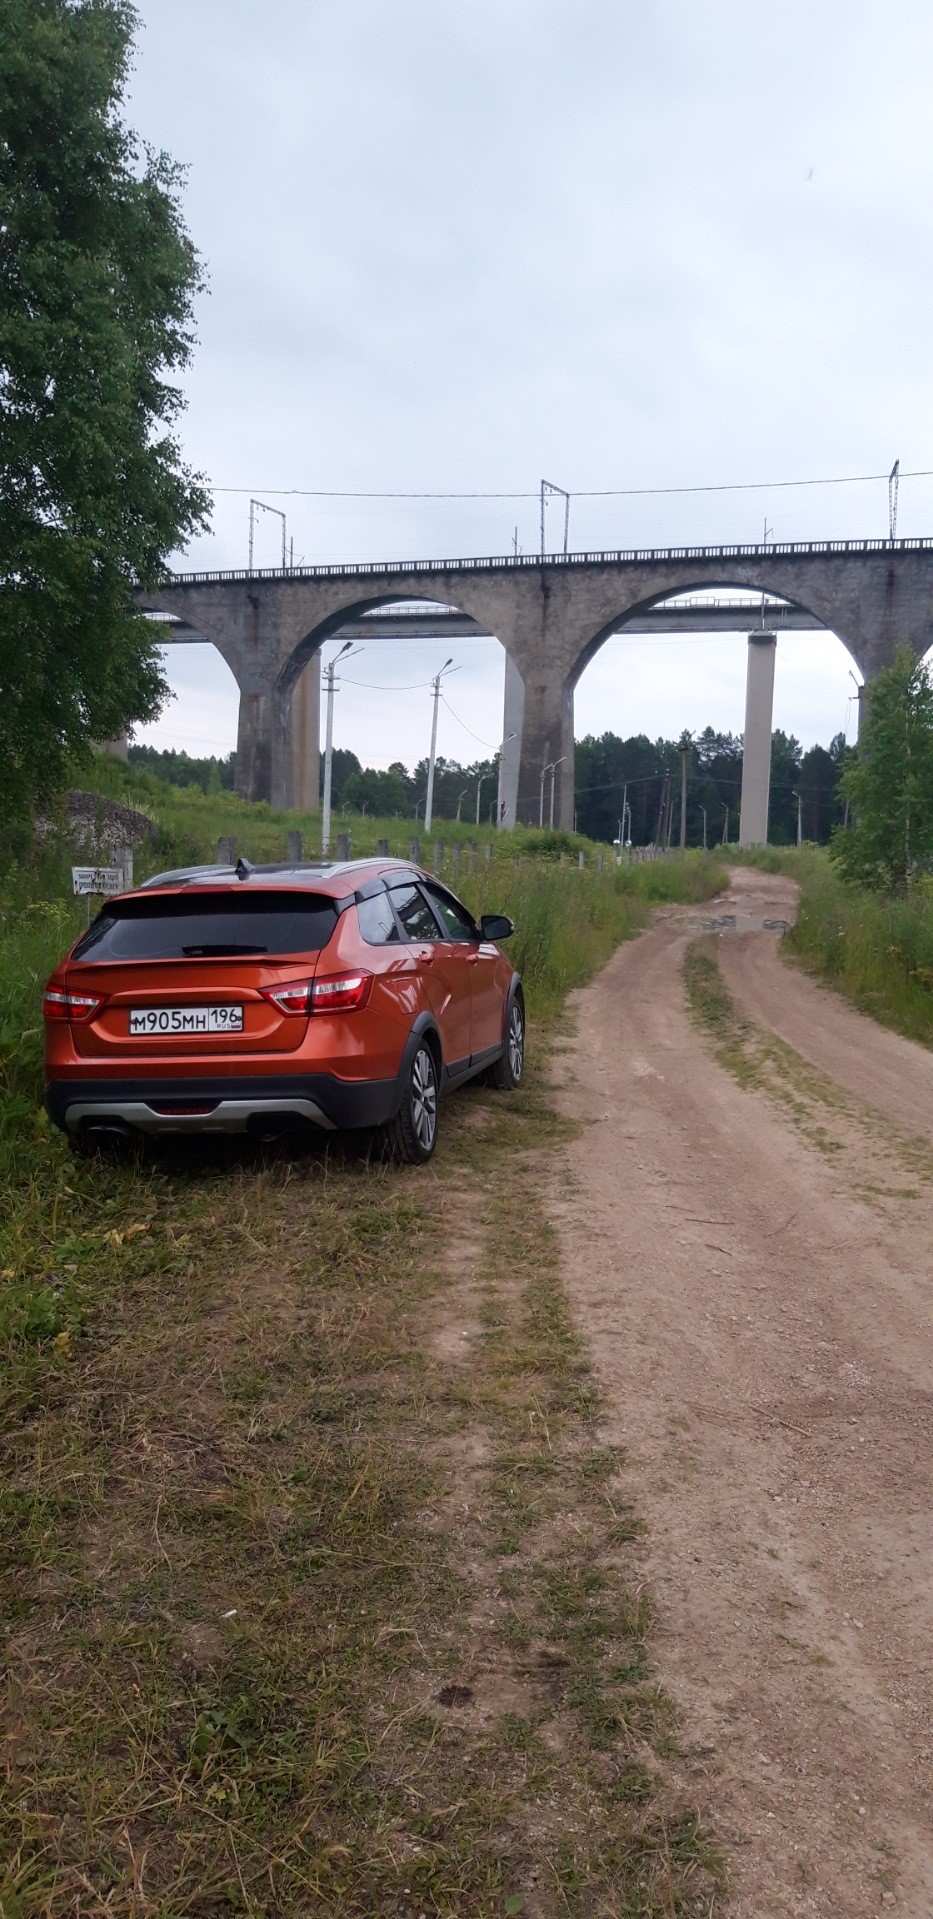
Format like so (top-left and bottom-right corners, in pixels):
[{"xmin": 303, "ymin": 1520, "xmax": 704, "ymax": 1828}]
[{"xmin": 547, "ymin": 872, "xmax": 933, "ymax": 1918}]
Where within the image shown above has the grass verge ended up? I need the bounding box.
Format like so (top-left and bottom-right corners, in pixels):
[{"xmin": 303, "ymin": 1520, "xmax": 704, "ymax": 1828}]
[
  {"xmin": 1, "ymin": 871, "xmax": 726, "ymax": 1915},
  {"xmin": 0, "ymin": 1074, "xmax": 722, "ymax": 1917},
  {"xmin": 732, "ymin": 844, "xmax": 933, "ymax": 1051}
]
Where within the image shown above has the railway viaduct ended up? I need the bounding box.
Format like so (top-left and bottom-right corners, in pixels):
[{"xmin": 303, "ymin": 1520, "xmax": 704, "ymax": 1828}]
[{"xmin": 135, "ymin": 538, "xmax": 933, "ymax": 835}]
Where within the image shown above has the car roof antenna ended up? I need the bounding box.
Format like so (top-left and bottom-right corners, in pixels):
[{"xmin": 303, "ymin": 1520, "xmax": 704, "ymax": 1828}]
[{"xmin": 235, "ymin": 857, "xmax": 254, "ymax": 882}]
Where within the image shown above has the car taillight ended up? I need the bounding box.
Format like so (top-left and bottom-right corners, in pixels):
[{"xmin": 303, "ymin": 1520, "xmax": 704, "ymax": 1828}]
[
  {"xmin": 42, "ymin": 986, "xmax": 106, "ymax": 1023},
  {"xmin": 311, "ymin": 972, "xmax": 373, "ymax": 1013},
  {"xmin": 260, "ymin": 979, "xmax": 315, "ymax": 1017},
  {"xmin": 260, "ymin": 972, "xmax": 373, "ymax": 1017}
]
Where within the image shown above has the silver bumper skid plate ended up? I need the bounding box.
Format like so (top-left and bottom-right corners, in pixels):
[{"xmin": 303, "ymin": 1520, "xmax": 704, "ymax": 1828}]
[{"xmin": 65, "ymin": 1097, "xmax": 336, "ymax": 1136}]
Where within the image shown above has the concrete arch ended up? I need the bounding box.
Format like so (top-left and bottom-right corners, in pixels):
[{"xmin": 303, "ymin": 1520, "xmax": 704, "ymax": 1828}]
[
  {"xmin": 565, "ymin": 579, "xmax": 851, "ymax": 691},
  {"xmin": 568, "ymin": 586, "xmax": 865, "ymax": 847},
  {"xmin": 275, "ymin": 593, "xmax": 486, "ymax": 698}
]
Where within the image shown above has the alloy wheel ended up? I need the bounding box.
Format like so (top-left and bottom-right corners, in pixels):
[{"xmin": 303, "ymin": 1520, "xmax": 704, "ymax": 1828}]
[
  {"xmin": 411, "ymin": 1046, "xmax": 437, "ymax": 1151},
  {"xmin": 507, "ymin": 1003, "xmax": 524, "ymax": 1082}
]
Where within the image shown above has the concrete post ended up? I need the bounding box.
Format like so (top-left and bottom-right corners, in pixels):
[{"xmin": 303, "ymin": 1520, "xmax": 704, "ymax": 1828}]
[
  {"xmin": 739, "ymin": 631, "xmax": 777, "ymax": 849},
  {"xmin": 287, "ymin": 829, "xmax": 303, "ymax": 861},
  {"xmin": 376, "ymin": 838, "xmax": 389, "ymax": 856},
  {"xmin": 217, "ymin": 836, "xmax": 235, "ymax": 864},
  {"xmin": 409, "ymin": 838, "xmax": 421, "ymax": 863},
  {"xmin": 434, "ymin": 840, "xmax": 444, "ymax": 874},
  {"xmin": 335, "ymin": 832, "xmax": 350, "ymax": 861}
]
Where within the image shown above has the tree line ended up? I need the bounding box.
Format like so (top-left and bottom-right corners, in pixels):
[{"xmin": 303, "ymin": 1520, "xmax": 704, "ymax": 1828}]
[
  {"xmin": 130, "ymin": 727, "xmax": 852, "ymax": 846},
  {"xmin": 575, "ymin": 727, "xmax": 848, "ymax": 845}
]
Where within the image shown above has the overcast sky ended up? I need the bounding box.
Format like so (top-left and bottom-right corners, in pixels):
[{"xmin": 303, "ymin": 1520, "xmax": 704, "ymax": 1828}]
[{"xmin": 125, "ymin": 0, "xmax": 933, "ymax": 768}]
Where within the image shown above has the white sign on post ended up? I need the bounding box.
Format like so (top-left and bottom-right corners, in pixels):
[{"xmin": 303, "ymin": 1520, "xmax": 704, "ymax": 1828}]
[{"xmin": 71, "ymin": 867, "xmax": 125, "ymax": 897}]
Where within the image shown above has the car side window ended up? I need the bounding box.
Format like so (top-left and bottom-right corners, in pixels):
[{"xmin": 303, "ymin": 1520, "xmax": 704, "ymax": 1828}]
[
  {"xmin": 356, "ymin": 891, "xmax": 401, "ymax": 945},
  {"xmin": 424, "ymin": 883, "xmax": 477, "ymax": 942},
  {"xmin": 388, "ymin": 884, "xmax": 443, "ymax": 942}
]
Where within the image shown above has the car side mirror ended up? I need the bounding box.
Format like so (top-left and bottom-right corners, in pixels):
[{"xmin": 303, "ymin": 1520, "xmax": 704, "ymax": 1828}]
[{"xmin": 480, "ymin": 913, "xmax": 514, "ymax": 941}]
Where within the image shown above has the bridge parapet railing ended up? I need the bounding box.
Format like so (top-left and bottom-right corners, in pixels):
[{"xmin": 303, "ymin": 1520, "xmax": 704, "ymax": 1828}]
[{"xmin": 155, "ymin": 534, "xmax": 933, "ymax": 589}]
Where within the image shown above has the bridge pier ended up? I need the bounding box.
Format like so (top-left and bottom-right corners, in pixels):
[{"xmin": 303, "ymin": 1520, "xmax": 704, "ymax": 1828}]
[
  {"xmin": 497, "ymin": 654, "xmax": 524, "ymax": 827},
  {"xmin": 515, "ymin": 668, "xmax": 575, "ymax": 831},
  {"xmin": 230, "ymin": 662, "xmax": 320, "ymax": 810},
  {"xmin": 235, "ymin": 684, "xmax": 272, "ymax": 803},
  {"xmin": 738, "ymin": 629, "xmax": 777, "ymax": 848},
  {"xmin": 285, "ymin": 660, "xmax": 321, "ymax": 812}
]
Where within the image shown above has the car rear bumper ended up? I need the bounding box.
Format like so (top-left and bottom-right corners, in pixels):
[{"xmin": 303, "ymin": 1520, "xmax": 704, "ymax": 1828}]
[{"xmin": 45, "ymin": 1072, "xmax": 403, "ymax": 1138}]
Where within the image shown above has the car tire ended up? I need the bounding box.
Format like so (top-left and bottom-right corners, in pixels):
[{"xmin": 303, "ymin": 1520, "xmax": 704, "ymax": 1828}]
[
  {"xmin": 385, "ymin": 1039, "xmax": 439, "ymax": 1163},
  {"xmin": 485, "ymin": 992, "xmax": 525, "ymax": 1090}
]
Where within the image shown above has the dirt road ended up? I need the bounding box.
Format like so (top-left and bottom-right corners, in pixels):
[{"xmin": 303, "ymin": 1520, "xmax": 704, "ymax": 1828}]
[{"xmin": 550, "ymin": 868, "xmax": 933, "ymax": 1917}]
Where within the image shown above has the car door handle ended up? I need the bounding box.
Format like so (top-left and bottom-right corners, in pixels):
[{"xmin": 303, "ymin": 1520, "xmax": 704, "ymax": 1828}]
[
  {"xmin": 467, "ymin": 953, "xmax": 480, "ymax": 965},
  {"xmin": 419, "ymin": 947, "xmax": 434, "ymax": 963}
]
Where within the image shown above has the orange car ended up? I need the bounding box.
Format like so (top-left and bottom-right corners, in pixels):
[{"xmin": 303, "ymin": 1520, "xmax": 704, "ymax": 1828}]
[{"xmin": 43, "ymin": 856, "xmax": 524, "ymax": 1162}]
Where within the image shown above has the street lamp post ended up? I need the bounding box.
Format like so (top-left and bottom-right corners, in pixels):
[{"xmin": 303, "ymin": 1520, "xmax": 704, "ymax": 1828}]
[
  {"xmin": 321, "ymin": 640, "xmax": 361, "ymax": 857},
  {"xmin": 424, "ymin": 659, "xmax": 458, "ymax": 835},
  {"xmin": 792, "ymin": 789, "xmax": 803, "ymax": 846},
  {"xmin": 549, "ymin": 755, "xmax": 566, "ymax": 830}
]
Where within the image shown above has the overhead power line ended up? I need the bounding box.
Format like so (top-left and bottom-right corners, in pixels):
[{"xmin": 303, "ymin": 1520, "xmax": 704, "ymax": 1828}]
[{"xmin": 207, "ymin": 468, "xmax": 933, "ymax": 503}]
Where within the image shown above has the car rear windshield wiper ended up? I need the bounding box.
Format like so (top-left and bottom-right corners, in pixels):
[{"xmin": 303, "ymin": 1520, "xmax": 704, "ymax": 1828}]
[{"xmin": 180, "ymin": 943, "xmax": 269, "ymax": 956}]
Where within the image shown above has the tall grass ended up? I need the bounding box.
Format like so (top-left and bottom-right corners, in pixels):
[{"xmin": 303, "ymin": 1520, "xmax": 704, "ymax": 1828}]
[
  {"xmin": 458, "ymin": 852, "xmax": 725, "ymax": 1021},
  {"xmin": 734, "ymin": 844, "xmax": 933, "ymax": 1049},
  {"xmin": 64, "ymin": 752, "xmax": 610, "ymax": 872},
  {"xmin": 0, "ymin": 840, "xmax": 723, "ymax": 1353}
]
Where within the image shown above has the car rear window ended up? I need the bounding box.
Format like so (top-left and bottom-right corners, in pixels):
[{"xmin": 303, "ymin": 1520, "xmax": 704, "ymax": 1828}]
[{"xmin": 71, "ymin": 891, "xmax": 338, "ymax": 962}]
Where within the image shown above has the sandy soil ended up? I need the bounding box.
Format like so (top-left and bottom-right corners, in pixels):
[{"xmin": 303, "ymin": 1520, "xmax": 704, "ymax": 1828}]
[{"xmin": 550, "ymin": 867, "xmax": 933, "ymax": 1917}]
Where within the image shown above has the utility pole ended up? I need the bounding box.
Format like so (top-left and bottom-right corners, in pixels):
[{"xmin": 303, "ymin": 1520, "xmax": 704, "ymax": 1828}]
[
  {"xmin": 678, "ymin": 731, "xmax": 691, "ymax": 856},
  {"xmin": 540, "ymin": 480, "xmax": 571, "ymax": 558},
  {"xmin": 321, "ymin": 641, "xmax": 361, "ymax": 856},
  {"xmin": 549, "ymin": 756, "xmax": 566, "ymax": 830},
  {"xmin": 655, "ymin": 772, "xmax": 670, "ymax": 850},
  {"xmin": 539, "ymin": 745, "xmax": 551, "ymax": 829},
  {"xmin": 700, "ymin": 805, "xmax": 707, "ymax": 850},
  {"xmin": 889, "ymin": 459, "xmax": 900, "ymax": 542},
  {"xmin": 425, "ymin": 659, "xmax": 457, "ymax": 835},
  {"xmin": 722, "ymin": 804, "xmax": 729, "ymax": 845},
  {"xmin": 792, "ymin": 788, "xmax": 802, "ymax": 846},
  {"xmin": 456, "ymin": 788, "xmax": 469, "ymax": 821},
  {"xmin": 249, "ymin": 498, "xmax": 286, "ymax": 573},
  {"xmin": 849, "ymin": 668, "xmax": 864, "ymax": 741}
]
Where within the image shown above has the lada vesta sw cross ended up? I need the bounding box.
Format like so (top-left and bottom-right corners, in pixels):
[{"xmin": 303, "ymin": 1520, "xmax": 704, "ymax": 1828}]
[{"xmin": 43, "ymin": 855, "xmax": 525, "ymax": 1162}]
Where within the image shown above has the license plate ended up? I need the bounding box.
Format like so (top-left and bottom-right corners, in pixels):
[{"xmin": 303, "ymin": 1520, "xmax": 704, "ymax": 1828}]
[{"xmin": 129, "ymin": 1005, "xmax": 244, "ymax": 1036}]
